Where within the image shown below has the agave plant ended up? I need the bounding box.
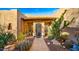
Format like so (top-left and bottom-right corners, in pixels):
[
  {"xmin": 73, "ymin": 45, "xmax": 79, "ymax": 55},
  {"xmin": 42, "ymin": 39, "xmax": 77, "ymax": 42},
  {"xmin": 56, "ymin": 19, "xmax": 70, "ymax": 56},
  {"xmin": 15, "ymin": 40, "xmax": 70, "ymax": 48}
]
[
  {"xmin": 0, "ymin": 25, "xmax": 16, "ymax": 49},
  {"xmin": 0, "ymin": 32, "xmax": 16, "ymax": 48}
]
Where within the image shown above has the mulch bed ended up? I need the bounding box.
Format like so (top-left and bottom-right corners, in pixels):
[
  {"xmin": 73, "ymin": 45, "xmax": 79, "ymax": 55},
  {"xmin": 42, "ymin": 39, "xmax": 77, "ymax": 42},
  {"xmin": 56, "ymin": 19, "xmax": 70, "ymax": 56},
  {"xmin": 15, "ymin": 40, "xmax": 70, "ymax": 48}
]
[{"xmin": 44, "ymin": 37, "xmax": 68, "ymax": 51}]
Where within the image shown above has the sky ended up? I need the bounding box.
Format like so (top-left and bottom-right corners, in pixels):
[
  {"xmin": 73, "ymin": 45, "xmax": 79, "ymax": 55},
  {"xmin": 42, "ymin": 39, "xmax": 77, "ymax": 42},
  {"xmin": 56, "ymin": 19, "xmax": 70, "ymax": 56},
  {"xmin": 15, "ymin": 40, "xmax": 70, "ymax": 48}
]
[{"xmin": 0, "ymin": 8, "xmax": 59, "ymax": 16}]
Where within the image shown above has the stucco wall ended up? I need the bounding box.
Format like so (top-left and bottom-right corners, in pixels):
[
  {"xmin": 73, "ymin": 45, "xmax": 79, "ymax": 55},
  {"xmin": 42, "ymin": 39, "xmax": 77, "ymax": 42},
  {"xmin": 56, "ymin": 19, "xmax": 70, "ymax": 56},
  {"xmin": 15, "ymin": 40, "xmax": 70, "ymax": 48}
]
[
  {"xmin": 0, "ymin": 9, "xmax": 18, "ymax": 38},
  {"xmin": 0, "ymin": 9, "xmax": 27, "ymax": 38},
  {"xmin": 64, "ymin": 8, "xmax": 79, "ymax": 27},
  {"xmin": 54, "ymin": 8, "xmax": 79, "ymax": 27},
  {"xmin": 17, "ymin": 11, "xmax": 27, "ymax": 35}
]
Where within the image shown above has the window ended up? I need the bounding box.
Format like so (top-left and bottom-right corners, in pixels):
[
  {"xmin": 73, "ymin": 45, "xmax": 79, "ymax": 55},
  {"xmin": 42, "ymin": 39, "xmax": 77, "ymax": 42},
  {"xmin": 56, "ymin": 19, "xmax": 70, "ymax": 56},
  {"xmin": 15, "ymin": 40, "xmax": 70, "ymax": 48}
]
[{"xmin": 8, "ymin": 23, "xmax": 12, "ymax": 30}]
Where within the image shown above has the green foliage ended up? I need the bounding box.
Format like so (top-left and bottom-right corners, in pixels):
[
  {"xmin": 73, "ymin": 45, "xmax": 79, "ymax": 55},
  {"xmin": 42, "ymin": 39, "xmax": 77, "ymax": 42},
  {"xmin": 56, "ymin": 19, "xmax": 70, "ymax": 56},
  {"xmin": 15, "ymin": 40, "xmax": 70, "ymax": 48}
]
[
  {"xmin": 17, "ymin": 32, "xmax": 25, "ymax": 41},
  {"xmin": 62, "ymin": 17, "xmax": 74, "ymax": 29},
  {"xmin": 0, "ymin": 25, "xmax": 5, "ymax": 33},
  {"xmin": 0, "ymin": 25, "xmax": 16, "ymax": 48},
  {"xmin": 15, "ymin": 40, "xmax": 32, "ymax": 51},
  {"xmin": 0, "ymin": 33, "xmax": 16, "ymax": 48},
  {"xmin": 64, "ymin": 40, "xmax": 73, "ymax": 49},
  {"xmin": 48, "ymin": 35, "xmax": 54, "ymax": 40},
  {"xmin": 0, "ymin": 39, "xmax": 5, "ymax": 48},
  {"xmin": 60, "ymin": 32, "xmax": 69, "ymax": 40},
  {"xmin": 48, "ymin": 10, "xmax": 74, "ymax": 40}
]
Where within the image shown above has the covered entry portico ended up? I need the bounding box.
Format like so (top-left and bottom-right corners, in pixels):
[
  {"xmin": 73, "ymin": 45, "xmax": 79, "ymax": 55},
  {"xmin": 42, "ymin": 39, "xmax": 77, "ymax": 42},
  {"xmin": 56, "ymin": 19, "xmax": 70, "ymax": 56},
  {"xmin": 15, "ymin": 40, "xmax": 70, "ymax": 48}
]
[{"xmin": 21, "ymin": 16, "xmax": 56, "ymax": 37}]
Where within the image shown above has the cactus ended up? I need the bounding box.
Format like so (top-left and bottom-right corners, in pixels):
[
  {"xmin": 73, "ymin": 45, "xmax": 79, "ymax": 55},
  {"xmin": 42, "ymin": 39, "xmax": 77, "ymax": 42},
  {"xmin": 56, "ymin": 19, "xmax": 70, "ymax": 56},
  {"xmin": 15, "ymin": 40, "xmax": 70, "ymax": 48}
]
[{"xmin": 48, "ymin": 10, "xmax": 74, "ymax": 40}]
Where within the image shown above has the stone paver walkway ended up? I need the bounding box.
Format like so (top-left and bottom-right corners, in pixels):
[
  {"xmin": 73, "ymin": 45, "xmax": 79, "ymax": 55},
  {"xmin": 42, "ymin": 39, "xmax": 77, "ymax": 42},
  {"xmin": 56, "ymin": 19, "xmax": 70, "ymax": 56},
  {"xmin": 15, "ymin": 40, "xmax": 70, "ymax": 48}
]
[{"xmin": 30, "ymin": 37, "xmax": 49, "ymax": 51}]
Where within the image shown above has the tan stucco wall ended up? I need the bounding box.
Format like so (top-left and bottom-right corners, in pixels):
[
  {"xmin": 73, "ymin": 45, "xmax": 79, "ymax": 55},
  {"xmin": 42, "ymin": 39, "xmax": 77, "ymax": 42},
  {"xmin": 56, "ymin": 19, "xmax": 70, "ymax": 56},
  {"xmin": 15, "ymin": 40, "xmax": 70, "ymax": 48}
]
[
  {"xmin": 64, "ymin": 8, "xmax": 79, "ymax": 27},
  {"xmin": 0, "ymin": 9, "xmax": 31, "ymax": 38},
  {"xmin": 17, "ymin": 11, "xmax": 27, "ymax": 34},
  {"xmin": 52, "ymin": 8, "xmax": 66, "ymax": 18},
  {"xmin": 0, "ymin": 9, "xmax": 18, "ymax": 38},
  {"xmin": 52, "ymin": 8, "xmax": 79, "ymax": 28}
]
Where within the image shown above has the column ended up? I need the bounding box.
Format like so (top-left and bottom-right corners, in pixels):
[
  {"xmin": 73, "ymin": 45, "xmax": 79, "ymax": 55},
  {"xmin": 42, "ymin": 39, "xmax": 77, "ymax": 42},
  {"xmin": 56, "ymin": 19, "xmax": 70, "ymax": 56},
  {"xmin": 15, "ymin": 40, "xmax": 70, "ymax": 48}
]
[
  {"xmin": 41, "ymin": 22, "xmax": 45, "ymax": 37},
  {"xmin": 33, "ymin": 22, "xmax": 36, "ymax": 37}
]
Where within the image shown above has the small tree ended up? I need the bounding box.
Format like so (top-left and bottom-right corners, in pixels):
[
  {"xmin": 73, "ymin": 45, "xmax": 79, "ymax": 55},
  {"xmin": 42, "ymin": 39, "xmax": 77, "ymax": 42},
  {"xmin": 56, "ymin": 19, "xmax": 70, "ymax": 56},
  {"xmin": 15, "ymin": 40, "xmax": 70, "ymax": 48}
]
[{"xmin": 48, "ymin": 10, "xmax": 75, "ymax": 40}]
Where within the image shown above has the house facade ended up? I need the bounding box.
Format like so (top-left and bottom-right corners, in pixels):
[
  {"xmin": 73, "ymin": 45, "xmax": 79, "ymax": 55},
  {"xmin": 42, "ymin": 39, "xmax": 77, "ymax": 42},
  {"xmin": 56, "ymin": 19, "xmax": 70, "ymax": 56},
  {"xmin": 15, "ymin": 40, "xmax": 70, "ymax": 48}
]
[
  {"xmin": 1, "ymin": 8, "xmax": 79, "ymax": 38},
  {"xmin": 0, "ymin": 9, "xmax": 59, "ymax": 38},
  {"xmin": 0, "ymin": 9, "xmax": 26, "ymax": 38},
  {"xmin": 21, "ymin": 16, "xmax": 56, "ymax": 37}
]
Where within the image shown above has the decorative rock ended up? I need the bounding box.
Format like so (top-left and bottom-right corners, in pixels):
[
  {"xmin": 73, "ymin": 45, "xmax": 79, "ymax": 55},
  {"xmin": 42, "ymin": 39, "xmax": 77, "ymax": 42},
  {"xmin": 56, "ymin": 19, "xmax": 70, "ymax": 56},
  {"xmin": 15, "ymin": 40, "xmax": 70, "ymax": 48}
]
[
  {"xmin": 52, "ymin": 39, "xmax": 61, "ymax": 45},
  {"xmin": 62, "ymin": 46, "xmax": 66, "ymax": 48},
  {"xmin": 70, "ymin": 44, "xmax": 79, "ymax": 51},
  {"xmin": 0, "ymin": 48, "xmax": 3, "ymax": 51},
  {"xmin": 47, "ymin": 42, "xmax": 50, "ymax": 45},
  {"xmin": 51, "ymin": 40, "xmax": 54, "ymax": 43},
  {"xmin": 4, "ymin": 44, "xmax": 16, "ymax": 51}
]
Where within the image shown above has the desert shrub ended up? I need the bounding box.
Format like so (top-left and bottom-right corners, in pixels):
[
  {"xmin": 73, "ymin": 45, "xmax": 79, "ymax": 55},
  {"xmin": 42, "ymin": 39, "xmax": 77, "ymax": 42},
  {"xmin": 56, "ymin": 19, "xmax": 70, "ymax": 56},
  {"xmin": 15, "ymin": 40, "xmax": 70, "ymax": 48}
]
[
  {"xmin": 0, "ymin": 39, "xmax": 5, "ymax": 48},
  {"xmin": 15, "ymin": 32, "xmax": 32, "ymax": 51},
  {"xmin": 0, "ymin": 32, "xmax": 16, "ymax": 48},
  {"xmin": 15, "ymin": 39, "xmax": 32, "ymax": 51},
  {"xmin": 0, "ymin": 25, "xmax": 16, "ymax": 49},
  {"xmin": 64, "ymin": 39, "xmax": 73, "ymax": 49},
  {"xmin": 17, "ymin": 32, "xmax": 25, "ymax": 41},
  {"xmin": 60, "ymin": 32, "xmax": 70, "ymax": 41},
  {"xmin": 48, "ymin": 36, "xmax": 54, "ymax": 40}
]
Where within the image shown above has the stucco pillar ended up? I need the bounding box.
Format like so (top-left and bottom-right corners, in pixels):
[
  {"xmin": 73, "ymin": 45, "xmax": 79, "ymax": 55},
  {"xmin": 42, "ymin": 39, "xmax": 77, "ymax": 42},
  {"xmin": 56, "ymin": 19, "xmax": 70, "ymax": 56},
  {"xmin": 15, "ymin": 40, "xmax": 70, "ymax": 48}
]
[
  {"xmin": 41, "ymin": 22, "xmax": 45, "ymax": 37},
  {"xmin": 33, "ymin": 22, "xmax": 36, "ymax": 37}
]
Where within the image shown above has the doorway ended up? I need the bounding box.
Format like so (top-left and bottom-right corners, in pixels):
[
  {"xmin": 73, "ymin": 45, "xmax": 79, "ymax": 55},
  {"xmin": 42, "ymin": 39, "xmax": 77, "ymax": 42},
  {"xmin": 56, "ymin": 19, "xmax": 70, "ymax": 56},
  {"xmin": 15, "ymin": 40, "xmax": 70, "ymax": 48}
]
[{"xmin": 35, "ymin": 23, "xmax": 42, "ymax": 38}]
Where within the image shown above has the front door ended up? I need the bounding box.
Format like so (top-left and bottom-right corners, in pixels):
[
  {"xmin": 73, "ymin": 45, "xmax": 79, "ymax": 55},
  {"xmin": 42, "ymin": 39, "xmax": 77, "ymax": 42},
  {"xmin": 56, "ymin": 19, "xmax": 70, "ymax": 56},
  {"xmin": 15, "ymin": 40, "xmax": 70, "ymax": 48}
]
[{"xmin": 36, "ymin": 23, "xmax": 42, "ymax": 38}]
